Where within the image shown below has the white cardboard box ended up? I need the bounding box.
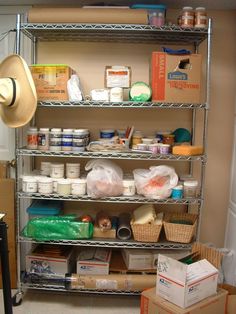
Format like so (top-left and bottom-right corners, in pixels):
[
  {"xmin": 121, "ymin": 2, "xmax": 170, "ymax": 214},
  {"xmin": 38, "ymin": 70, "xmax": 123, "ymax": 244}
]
[
  {"xmin": 77, "ymin": 248, "xmax": 111, "ymax": 275},
  {"xmin": 156, "ymin": 254, "xmax": 218, "ymax": 308}
]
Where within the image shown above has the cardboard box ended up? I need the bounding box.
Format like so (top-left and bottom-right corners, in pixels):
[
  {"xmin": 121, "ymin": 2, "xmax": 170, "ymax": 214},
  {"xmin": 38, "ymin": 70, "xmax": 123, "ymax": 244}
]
[
  {"xmin": 30, "ymin": 64, "xmax": 73, "ymax": 100},
  {"xmin": 151, "ymin": 52, "xmax": 202, "ymax": 103},
  {"xmin": 76, "ymin": 248, "xmax": 111, "ymax": 275},
  {"xmin": 26, "ymin": 244, "xmax": 74, "ymax": 275},
  {"xmin": 156, "ymin": 254, "xmax": 218, "ymax": 308},
  {"xmin": 219, "ymin": 284, "xmax": 236, "ymax": 314},
  {"xmin": 93, "ymin": 226, "xmax": 116, "ymax": 239},
  {"xmin": 105, "ymin": 65, "xmax": 131, "ymax": 88},
  {"xmin": 0, "ymin": 179, "xmax": 16, "ymax": 288},
  {"xmin": 141, "ymin": 287, "xmax": 227, "ymax": 314}
]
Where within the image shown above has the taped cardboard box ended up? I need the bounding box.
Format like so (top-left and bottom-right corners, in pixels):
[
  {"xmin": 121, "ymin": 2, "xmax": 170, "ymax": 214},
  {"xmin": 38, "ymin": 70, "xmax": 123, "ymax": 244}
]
[
  {"xmin": 151, "ymin": 52, "xmax": 202, "ymax": 103},
  {"xmin": 30, "ymin": 64, "xmax": 73, "ymax": 101},
  {"xmin": 219, "ymin": 284, "xmax": 236, "ymax": 314},
  {"xmin": 141, "ymin": 288, "xmax": 227, "ymax": 314},
  {"xmin": 156, "ymin": 254, "xmax": 218, "ymax": 308}
]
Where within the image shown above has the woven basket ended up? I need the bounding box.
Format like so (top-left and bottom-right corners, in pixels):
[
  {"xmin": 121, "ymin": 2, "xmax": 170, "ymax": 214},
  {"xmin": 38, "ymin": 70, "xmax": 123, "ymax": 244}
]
[
  {"xmin": 131, "ymin": 219, "xmax": 162, "ymax": 242},
  {"xmin": 163, "ymin": 213, "xmax": 198, "ymax": 243}
]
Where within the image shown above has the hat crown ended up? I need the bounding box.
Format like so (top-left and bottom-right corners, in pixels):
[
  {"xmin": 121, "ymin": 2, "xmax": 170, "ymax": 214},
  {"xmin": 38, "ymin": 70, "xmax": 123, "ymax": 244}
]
[{"xmin": 0, "ymin": 78, "xmax": 20, "ymax": 108}]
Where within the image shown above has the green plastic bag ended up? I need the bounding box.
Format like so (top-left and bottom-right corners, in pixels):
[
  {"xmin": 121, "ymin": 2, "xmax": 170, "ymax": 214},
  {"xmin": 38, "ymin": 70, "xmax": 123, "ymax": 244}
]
[{"xmin": 22, "ymin": 215, "xmax": 93, "ymax": 241}]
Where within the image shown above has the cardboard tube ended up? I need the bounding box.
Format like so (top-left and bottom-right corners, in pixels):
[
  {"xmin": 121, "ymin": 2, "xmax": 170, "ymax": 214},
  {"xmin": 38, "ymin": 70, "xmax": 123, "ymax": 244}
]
[
  {"xmin": 117, "ymin": 213, "xmax": 132, "ymax": 240},
  {"xmin": 28, "ymin": 8, "xmax": 148, "ymax": 24},
  {"xmin": 67, "ymin": 273, "xmax": 156, "ymax": 291}
]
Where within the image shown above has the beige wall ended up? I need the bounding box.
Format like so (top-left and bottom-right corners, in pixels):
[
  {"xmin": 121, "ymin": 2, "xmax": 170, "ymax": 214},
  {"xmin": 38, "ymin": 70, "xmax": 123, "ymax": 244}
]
[{"xmin": 35, "ymin": 9, "xmax": 236, "ymax": 247}]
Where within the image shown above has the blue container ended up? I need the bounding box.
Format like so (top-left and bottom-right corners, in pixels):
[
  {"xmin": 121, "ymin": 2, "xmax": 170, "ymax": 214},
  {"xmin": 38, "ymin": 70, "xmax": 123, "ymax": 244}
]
[
  {"xmin": 100, "ymin": 129, "xmax": 115, "ymax": 139},
  {"xmin": 171, "ymin": 185, "xmax": 183, "ymax": 199},
  {"xmin": 27, "ymin": 200, "xmax": 63, "ymax": 218}
]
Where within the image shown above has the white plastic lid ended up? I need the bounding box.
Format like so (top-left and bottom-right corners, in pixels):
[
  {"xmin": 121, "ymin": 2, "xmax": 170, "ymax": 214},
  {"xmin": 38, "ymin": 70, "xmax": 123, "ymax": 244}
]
[
  {"xmin": 133, "ymin": 130, "xmax": 143, "ymax": 137},
  {"xmin": 39, "ymin": 128, "xmax": 49, "ymax": 132},
  {"xmin": 173, "ymin": 184, "xmax": 183, "ymax": 190},
  {"xmin": 183, "ymin": 6, "xmax": 193, "ymax": 10},
  {"xmin": 66, "ymin": 163, "xmax": 80, "ymax": 167},
  {"xmin": 74, "ymin": 129, "xmax": 89, "ymax": 133},
  {"xmin": 27, "ymin": 127, "xmax": 38, "ymax": 132},
  {"xmin": 38, "ymin": 177, "xmax": 53, "ymax": 183},
  {"xmin": 100, "ymin": 129, "xmax": 115, "ymax": 133},
  {"xmin": 57, "ymin": 179, "xmax": 71, "ymax": 185},
  {"xmin": 41, "ymin": 162, "xmax": 51, "ymax": 166},
  {"xmin": 195, "ymin": 7, "xmax": 206, "ymax": 11},
  {"xmin": 71, "ymin": 178, "xmax": 86, "ymax": 184},
  {"xmin": 51, "ymin": 163, "xmax": 64, "ymax": 168},
  {"xmin": 22, "ymin": 177, "xmax": 37, "ymax": 183},
  {"xmin": 50, "ymin": 128, "xmax": 62, "ymax": 132},
  {"xmin": 123, "ymin": 179, "xmax": 135, "ymax": 185},
  {"xmin": 184, "ymin": 180, "xmax": 198, "ymax": 187},
  {"xmin": 63, "ymin": 129, "xmax": 74, "ymax": 133}
]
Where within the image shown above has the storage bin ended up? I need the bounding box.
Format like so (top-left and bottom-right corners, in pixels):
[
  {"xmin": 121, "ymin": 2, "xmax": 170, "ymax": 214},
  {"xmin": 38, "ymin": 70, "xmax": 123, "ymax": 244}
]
[
  {"xmin": 163, "ymin": 212, "xmax": 198, "ymax": 243},
  {"xmin": 130, "ymin": 219, "xmax": 162, "ymax": 242}
]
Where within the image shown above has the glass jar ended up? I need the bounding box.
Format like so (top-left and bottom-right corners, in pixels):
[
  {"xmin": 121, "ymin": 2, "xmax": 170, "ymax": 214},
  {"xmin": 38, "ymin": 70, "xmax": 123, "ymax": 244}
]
[
  {"xmin": 195, "ymin": 7, "xmax": 207, "ymax": 28},
  {"xmin": 131, "ymin": 131, "xmax": 143, "ymax": 148},
  {"xmin": 181, "ymin": 6, "xmax": 194, "ymax": 28},
  {"xmin": 183, "ymin": 180, "xmax": 198, "ymax": 198}
]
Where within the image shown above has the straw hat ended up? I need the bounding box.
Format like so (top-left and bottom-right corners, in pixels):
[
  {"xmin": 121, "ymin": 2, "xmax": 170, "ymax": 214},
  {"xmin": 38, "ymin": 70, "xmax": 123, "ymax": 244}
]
[{"xmin": 0, "ymin": 54, "xmax": 37, "ymax": 128}]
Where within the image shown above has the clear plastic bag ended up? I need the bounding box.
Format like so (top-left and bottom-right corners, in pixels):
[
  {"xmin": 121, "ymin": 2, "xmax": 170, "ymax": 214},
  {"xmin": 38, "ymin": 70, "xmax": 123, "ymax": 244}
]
[
  {"xmin": 67, "ymin": 74, "xmax": 83, "ymax": 101},
  {"xmin": 133, "ymin": 165, "xmax": 178, "ymax": 199},
  {"xmin": 85, "ymin": 159, "xmax": 123, "ymax": 198}
]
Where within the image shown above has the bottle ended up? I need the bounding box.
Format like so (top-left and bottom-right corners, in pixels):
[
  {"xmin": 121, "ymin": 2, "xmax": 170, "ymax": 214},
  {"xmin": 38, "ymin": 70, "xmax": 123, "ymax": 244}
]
[
  {"xmin": 195, "ymin": 7, "xmax": 207, "ymax": 28},
  {"xmin": 38, "ymin": 128, "xmax": 49, "ymax": 151},
  {"xmin": 183, "ymin": 180, "xmax": 198, "ymax": 198},
  {"xmin": 181, "ymin": 6, "xmax": 194, "ymax": 28}
]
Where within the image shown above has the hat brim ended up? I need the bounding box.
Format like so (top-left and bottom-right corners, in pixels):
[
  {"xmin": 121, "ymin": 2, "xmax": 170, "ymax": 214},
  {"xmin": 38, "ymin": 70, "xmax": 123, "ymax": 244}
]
[{"xmin": 0, "ymin": 54, "xmax": 37, "ymax": 128}]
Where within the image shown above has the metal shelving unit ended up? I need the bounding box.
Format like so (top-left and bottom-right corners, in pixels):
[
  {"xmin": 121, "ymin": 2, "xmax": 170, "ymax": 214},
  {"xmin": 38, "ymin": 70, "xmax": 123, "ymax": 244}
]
[{"xmin": 14, "ymin": 15, "xmax": 212, "ymax": 301}]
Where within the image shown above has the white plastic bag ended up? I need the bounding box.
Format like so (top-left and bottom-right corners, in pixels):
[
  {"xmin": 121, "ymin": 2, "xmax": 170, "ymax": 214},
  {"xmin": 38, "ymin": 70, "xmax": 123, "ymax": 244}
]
[
  {"xmin": 85, "ymin": 159, "xmax": 123, "ymax": 198},
  {"xmin": 133, "ymin": 165, "xmax": 178, "ymax": 199},
  {"xmin": 67, "ymin": 74, "xmax": 83, "ymax": 101}
]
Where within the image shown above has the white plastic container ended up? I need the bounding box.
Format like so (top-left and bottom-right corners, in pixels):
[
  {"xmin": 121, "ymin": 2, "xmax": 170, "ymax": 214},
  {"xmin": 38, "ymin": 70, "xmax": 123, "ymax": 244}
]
[
  {"xmin": 22, "ymin": 177, "xmax": 38, "ymax": 193},
  {"xmin": 71, "ymin": 178, "xmax": 87, "ymax": 196},
  {"xmin": 40, "ymin": 161, "xmax": 51, "ymax": 176},
  {"xmin": 57, "ymin": 179, "xmax": 71, "ymax": 196},
  {"xmin": 123, "ymin": 179, "xmax": 136, "ymax": 196},
  {"xmin": 49, "ymin": 128, "xmax": 62, "ymax": 151},
  {"xmin": 50, "ymin": 163, "xmax": 64, "ymax": 178},
  {"xmin": 38, "ymin": 177, "xmax": 53, "ymax": 194},
  {"xmin": 62, "ymin": 129, "xmax": 73, "ymax": 151},
  {"xmin": 66, "ymin": 163, "xmax": 80, "ymax": 179},
  {"xmin": 183, "ymin": 180, "xmax": 198, "ymax": 198},
  {"xmin": 52, "ymin": 178, "xmax": 62, "ymax": 193},
  {"xmin": 110, "ymin": 87, "xmax": 123, "ymax": 102},
  {"xmin": 27, "ymin": 127, "xmax": 38, "ymax": 150},
  {"xmin": 72, "ymin": 129, "xmax": 90, "ymax": 151},
  {"xmin": 38, "ymin": 128, "xmax": 50, "ymax": 151}
]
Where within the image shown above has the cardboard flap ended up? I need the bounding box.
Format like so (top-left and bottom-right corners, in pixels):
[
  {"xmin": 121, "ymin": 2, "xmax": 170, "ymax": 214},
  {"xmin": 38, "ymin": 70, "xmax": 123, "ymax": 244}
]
[
  {"xmin": 186, "ymin": 259, "xmax": 218, "ymax": 284},
  {"xmin": 158, "ymin": 254, "xmax": 187, "ymax": 285}
]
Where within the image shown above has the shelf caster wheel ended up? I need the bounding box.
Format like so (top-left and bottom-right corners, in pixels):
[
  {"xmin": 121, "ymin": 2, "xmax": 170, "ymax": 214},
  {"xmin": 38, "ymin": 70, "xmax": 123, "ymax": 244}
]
[{"xmin": 12, "ymin": 291, "xmax": 23, "ymax": 306}]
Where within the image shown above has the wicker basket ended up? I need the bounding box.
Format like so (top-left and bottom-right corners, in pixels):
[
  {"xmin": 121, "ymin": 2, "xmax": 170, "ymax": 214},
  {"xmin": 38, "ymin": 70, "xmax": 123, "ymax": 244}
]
[
  {"xmin": 163, "ymin": 213, "xmax": 198, "ymax": 243},
  {"xmin": 131, "ymin": 219, "xmax": 162, "ymax": 242}
]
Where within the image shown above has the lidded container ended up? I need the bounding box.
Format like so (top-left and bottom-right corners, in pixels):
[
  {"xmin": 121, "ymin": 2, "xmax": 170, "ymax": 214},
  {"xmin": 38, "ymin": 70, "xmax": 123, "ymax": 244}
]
[
  {"xmin": 131, "ymin": 4, "xmax": 166, "ymax": 27},
  {"xmin": 50, "ymin": 163, "xmax": 64, "ymax": 179},
  {"xmin": 57, "ymin": 179, "xmax": 71, "ymax": 196},
  {"xmin": 181, "ymin": 6, "xmax": 194, "ymax": 28},
  {"xmin": 40, "ymin": 161, "xmax": 51, "ymax": 176},
  {"xmin": 22, "ymin": 176, "xmax": 38, "ymax": 193},
  {"xmin": 183, "ymin": 180, "xmax": 198, "ymax": 198},
  {"xmin": 66, "ymin": 163, "xmax": 80, "ymax": 179},
  {"xmin": 38, "ymin": 177, "xmax": 53, "ymax": 194},
  {"xmin": 62, "ymin": 128, "xmax": 73, "ymax": 151},
  {"xmin": 122, "ymin": 179, "xmax": 136, "ymax": 196},
  {"xmin": 195, "ymin": 7, "xmax": 207, "ymax": 28},
  {"xmin": 49, "ymin": 128, "xmax": 62, "ymax": 151},
  {"xmin": 72, "ymin": 129, "xmax": 90, "ymax": 151},
  {"xmin": 38, "ymin": 128, "xmax": 49, "ymax": 150},
  {"xmin": 71, "ymin": 178, "xmax": 87, "ymax": 196},
  {"xmin": 131, "ymin": 130, "xmax": 143, "ymax": 148},
  {"xmin": 27, "ymin": 127, "xmax": 38, "ymax": 150}
]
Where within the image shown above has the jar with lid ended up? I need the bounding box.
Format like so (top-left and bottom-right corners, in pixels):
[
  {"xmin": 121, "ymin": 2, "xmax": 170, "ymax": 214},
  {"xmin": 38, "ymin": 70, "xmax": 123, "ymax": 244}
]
[
  {"xmin": 131, "ymin": 130, "xmax": 143, "ymax": 148},
  {"xmin": 72, "ymin": 129, "xmax": 90, "ymax": 152},
  {"xmin": 27, "ymin": 127, "xmax": 38, "ymax": 150},
  {"xmin": 195, "ymin": 7, "xmax": 207, "ymax": 28},
  {"xmin": 149, "ymin": 10, "xmax": 165, "ymax": 27},
  {"xmin": 62, "ymin": 129, "xmax": 73, "ymax": 151},
  {"xmin": 38, "ymin": 128, "xmax": 49, "ymax": 150},
  {"xmin": 181, "ymin": 6, "xmax": 194, "ymax": 28},
  {"xmin": 183, "ymin": 180, "xmax": 198, "ymax": 198},
  {"xmin": 49, "ymin": 128, "xmax": 62, "ymax": 151}
]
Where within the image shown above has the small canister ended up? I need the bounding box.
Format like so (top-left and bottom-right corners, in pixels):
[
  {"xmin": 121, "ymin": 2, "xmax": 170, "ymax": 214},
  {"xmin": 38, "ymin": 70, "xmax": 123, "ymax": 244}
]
[
  {"xmin": 50, "ymin": 163, "xmax": 64, "ymax": 179},
  {"xmin": 38, "ymin": 177, "xmax": 53, "ymax": 194},
  {"xmin": 110, "ymin": 87, "xmax": 123, "ymax": 102},
  {"xmin": 183, "ymin": 180, "xmax": 198, "ymax": 198},
  {"xmin": 52, "ymin": 178, "xmax": 62, "ymax": 193},
  {"xmin": 131, "ymin": 131, "xmax": 143, "ymax": 148},
  {"xmin": 71, "ymin": 178, "xmax": 87, "ymax": 196},
  {"xmin": 49, "ymin": 128, "xmax": 62, "ymax": 151},
  {"xmin": 66, "ymin": 163, "xmax": 80, "ymax": 179},
  {"xmin": 22, "ymin": 176, "xmax": 38, "ymax": 193},
  {"xmin": 62, "ymin": 129, "xmax": 73, "ymax": 151},
  {"xmin": 171, "ymin": 185, "xmax": 183, "ymax": 199},
  {"xmin": 159, "ymin": 144, "xmax": 170, "ymax": 154},
  {"xmin": 195, "ymin": 7, "xmax": 207, "ymax": 28},
  {"xmin": 72, "ymin": 129, "xmax": 90, "ymax": 152},
  {"xmin": 57, "ymin": 179, "xmax": 71, "ymax": 196},
  {"xmin": 27, "ymin": 127, "xmax": 38, "ymax": 150},
  {"xmin": 123, "ymin": 179, "xmax": 136, "ymax": 196},
  {"xmin": 148, "ymin": 144, "xmax": 159, "ymax": 154},
  {"xmin": 38, "ymin": 128, "xmax": 49, "ymax": 151},
  {"xmin": 40, "ymin": 161, "xmax": 51, "ymax": 176}
]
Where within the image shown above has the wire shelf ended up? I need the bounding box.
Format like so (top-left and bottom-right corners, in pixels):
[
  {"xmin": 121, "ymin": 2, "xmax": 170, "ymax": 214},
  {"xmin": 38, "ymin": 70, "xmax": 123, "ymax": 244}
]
[
  {"xmin": 19, "ymin": 236, "xmax": 193, "ymax": 250},
  {"xmin": 17, "ymin": 148, "xmax": 206, "ymax": 162},
  {"xmin": 37, "ymin": 100, "xmax": 207, "ymax": 109},
  {"xmin": 18, "ymin": 191, "xmax": 202, "ymax": 205},
  {"xmin": 21, "ymin": 23, "xmax": 208, "ymax": 45}
]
